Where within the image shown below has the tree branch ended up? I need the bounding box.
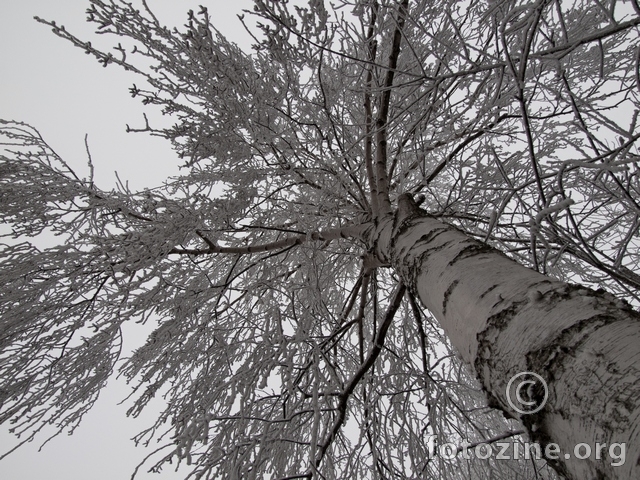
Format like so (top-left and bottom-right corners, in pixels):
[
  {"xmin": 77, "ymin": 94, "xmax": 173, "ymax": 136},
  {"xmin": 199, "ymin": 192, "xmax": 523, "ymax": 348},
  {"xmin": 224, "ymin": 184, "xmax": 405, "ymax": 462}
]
[
  {"xmin": 374, "ymin": 0, "xmax": 410, "ymax": 217},
  {"xmin": 168, "ymin": 223, "xmax": 373, "ymax": 256},
  {"xmin": 314, "ymin": 282, "xmax": 406, "ymax": 468}
]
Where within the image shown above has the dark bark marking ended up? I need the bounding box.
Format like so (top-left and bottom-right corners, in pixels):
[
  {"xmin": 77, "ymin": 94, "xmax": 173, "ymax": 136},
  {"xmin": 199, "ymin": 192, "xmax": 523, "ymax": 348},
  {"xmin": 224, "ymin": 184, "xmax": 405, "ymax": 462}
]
[
  {"xmin": 476, "ymin": 301, "xmax": 527, "ymax": 360},
  {"xmin": 526, "ymin": 310, "xmax": 640, "ymax": 440},
  {"xmin": 403, "ymin": 230, "xmax": 450, "ymax": 258},
  {"xmin": 480, "ymin": 284, "xmax": 498, "ymax": 298},
  {"xmin": 448, "ymin": 242, "xmax": 493, "ymax": 267},
  {"xmin": 474, "ymin": 301, "xmax": 528, "ymax": 421},
  {"xmin": 473, "ymin": 301, "xmax": 529, "ymax": 421},
  {"xmin": 442, "ymin": 280, "xmax": 459, "ymax": 316},
  {"xmin": 526, "ymin": 313, "xmax": 618, "ymax": 375},
  {"xmin": 526, "ymin": 285, "xmax": 639, "ymax": 377},
  {"xmin": 392, "ymin": 228, "xmax": 448, "ymax": 260},
  {"xmin": 522, "ymin": 417, "xmax": 572, "ymax": 479},
  {"xmin": 399, "ymin": 240, "xmax": 456, "ymax": 300},
  {"xmin": 473, "ymin": 278, "xmax": 640, "ymax": 480},
  {"xmin": 415, "ymin": 228, "xmax": 450, "ymax": 245},
  {"xmin": 473, "ymin": 300, "xmax": 557, "ymax": 458}
]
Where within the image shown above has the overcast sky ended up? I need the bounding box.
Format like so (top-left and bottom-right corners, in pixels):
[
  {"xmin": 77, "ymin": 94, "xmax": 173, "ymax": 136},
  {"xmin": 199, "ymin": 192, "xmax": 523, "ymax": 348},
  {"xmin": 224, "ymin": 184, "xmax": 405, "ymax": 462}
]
[{"xmin": 0, "ymin": 1, "xmax": 252, "ymax": 479}]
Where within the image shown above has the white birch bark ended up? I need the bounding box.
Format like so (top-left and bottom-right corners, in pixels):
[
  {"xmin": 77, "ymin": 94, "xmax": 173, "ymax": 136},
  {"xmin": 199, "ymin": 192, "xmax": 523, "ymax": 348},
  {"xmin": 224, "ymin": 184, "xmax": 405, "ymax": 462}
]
[{"xmin": 373, "ymin": 194, "xmax": 640, "ymax": 480}]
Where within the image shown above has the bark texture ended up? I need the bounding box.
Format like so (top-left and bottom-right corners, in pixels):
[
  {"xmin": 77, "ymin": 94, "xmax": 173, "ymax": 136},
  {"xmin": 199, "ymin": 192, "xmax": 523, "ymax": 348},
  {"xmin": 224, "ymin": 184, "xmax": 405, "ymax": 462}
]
[{"xmin": 374, "ymin": 194, "xmax": 640, "ymax": 480}]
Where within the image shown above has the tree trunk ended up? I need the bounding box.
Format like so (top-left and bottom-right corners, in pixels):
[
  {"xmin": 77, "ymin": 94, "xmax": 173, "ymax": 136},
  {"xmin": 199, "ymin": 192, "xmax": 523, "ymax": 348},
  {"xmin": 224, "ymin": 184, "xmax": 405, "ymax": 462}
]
[{"xmin": 374, "ymin": 194, "xmax": 640, "ymax": 480}]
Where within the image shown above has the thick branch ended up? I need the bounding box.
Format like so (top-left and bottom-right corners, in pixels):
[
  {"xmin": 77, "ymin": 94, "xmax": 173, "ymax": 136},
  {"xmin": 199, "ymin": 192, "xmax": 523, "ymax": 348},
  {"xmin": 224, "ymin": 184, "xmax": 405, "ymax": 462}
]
[
  {"xmin": 168, "ymin": 223, "xmax": 372, "ymax": 256},
  {"xmin": 374, "ymin": 0, "xmax": 409, "ymax": 217},
  {"xmin": 364, "ymin": 1, "xmax": 380, "ymax": 217},
  {"xmin": 314, "ymin": 282, "xmax": 406, "ymax": 468}
]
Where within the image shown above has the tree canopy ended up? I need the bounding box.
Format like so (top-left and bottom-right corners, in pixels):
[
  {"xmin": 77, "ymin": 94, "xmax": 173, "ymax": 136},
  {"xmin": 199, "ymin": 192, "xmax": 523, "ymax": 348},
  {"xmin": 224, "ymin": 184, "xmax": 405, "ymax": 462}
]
[{"xmin": 1, "ymin": 0, "xmax": 639, "ymax": 478}]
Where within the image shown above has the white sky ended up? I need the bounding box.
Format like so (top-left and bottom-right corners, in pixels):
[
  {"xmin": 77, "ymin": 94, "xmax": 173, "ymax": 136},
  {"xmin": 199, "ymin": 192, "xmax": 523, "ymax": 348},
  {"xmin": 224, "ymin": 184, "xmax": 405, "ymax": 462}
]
[{"xmin": 0, "ymin": 1, "xmax": 252, "ymax": 479}]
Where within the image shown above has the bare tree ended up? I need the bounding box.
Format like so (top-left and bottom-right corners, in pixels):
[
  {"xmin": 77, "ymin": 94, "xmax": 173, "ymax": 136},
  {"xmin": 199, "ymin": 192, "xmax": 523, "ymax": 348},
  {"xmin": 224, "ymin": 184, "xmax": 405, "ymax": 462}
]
[{"xmin": 1, "ymin": 1, "xmax": 639, "ymax": 478}]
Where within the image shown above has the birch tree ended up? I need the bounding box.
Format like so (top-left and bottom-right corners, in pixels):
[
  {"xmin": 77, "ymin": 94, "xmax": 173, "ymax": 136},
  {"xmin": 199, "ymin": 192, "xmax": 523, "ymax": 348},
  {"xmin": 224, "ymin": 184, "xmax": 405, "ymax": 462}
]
[{"xmin": 1, "ymin": 0, "xmax": 640, "ymax": 479}]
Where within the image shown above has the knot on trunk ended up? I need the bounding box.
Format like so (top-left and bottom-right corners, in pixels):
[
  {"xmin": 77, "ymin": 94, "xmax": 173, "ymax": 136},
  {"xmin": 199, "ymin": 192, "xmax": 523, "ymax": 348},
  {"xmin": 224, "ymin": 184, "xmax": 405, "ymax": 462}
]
[{"xmin": 396, "ymin": 193, "xmax": 423, "ymax": 224}]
